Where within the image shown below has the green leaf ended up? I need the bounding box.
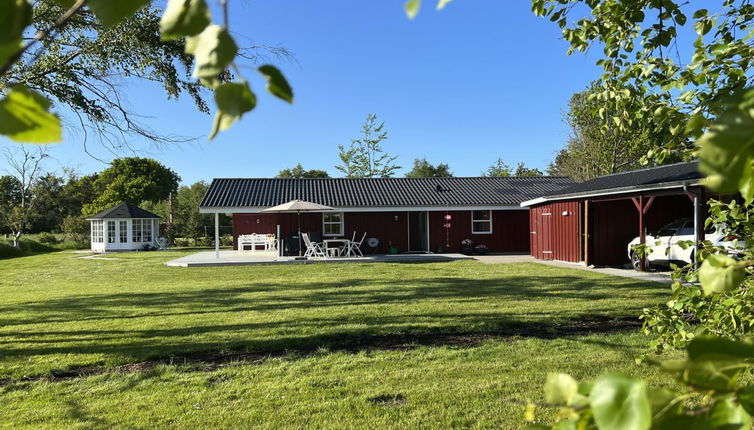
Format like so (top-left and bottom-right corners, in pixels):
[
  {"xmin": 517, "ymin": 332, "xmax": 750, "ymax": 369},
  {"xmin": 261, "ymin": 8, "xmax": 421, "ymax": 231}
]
[
  {"xmin": 697, "ymin": 89, "xmax": 754, "ymax": 203},
  {"xmin": 0, "ymin": 0, "xmax": 31, "ymax": 45},
  {"xmin": 185, "ymin": 25, "xmax": 237, "ymax": 79},
  {"xmin": 738, "ymin": 386, "xmax": 754, "ymax": 417},
  {"xmin": 160, "ymin": 0, "xmax": 211, "ymax": 40},
  {"xmin": 257, "ymin": 65, "xmax": 293, "ymax": 104},
  {"xmin": 208, "ymin": 81, "xmax": 256, "ymax": 140},
  {"xmin": 687, "ymin": 337, "xmax": 754, "ymax": 362},
  {"xmin": 405, "ymin": 0, "xmax": 421, "ymax": 19},
  {"xmin": 708, "ymin": 396, "xmax": 752, "ymax": 429},
  {"xmin": 698, "ymin": 254, "xmax": 745, "ymax": 295},
  {"xmin": 436, "ymin": 0, "xmax": 452, "ymax": 10},
  {"xmin": 88, "ymin": 0, "xmax": 150, "ymax": 28},
  {"xmin": 0, "ymin": 85, "xmax": 61, "ymax": 143},
  {"xmin": 0, "ymin": 39, "xmax": 22, "ymax": 65},
  {"xmin": 590, "ymin": 373, "xmax": 651, "ymax": 430},
  {"xmin": 544, "ymin": 373, "xmax": 578, "ymax": 405}
]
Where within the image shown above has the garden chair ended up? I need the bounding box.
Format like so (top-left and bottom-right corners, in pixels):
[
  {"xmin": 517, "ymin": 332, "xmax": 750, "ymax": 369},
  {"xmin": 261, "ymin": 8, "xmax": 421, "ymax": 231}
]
[
  {"xmin": 349, "ymin": 232, "xmax": 367, "ymax": 257},
  {"xmin": 302, "ymin": 233, "xmax": 326, "ymax": 258}
]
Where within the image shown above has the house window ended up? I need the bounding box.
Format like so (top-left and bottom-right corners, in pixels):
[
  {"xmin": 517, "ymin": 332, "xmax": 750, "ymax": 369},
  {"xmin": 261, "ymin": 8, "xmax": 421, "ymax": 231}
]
[
  {"xmin": 119, "ymin": 221, "xmax": 128, "ymax": 243},
  {"xmin": 323, "ymin": 212, "xmax": 344, "ymax": 236},
  {"xmin": 92, "ymin": 220, "xmax": 104, "ymax": 243},
  {"xmin": 133, "ymin": 219, "xmax": 142, "ymax": 242},
  {"xmin": 107, "ymin": 221, "xmax": 116, "ymax": 243},
  {"xmin": 471, "ymin": 210, "xmax": 492, "ymax": 234}
]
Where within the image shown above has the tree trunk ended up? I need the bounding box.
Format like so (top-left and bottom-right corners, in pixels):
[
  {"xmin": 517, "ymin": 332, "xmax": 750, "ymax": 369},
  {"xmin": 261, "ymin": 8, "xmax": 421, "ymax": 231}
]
[{"xmin": 13, "ymin": 231, "xmax": 21, "ymax": 248}]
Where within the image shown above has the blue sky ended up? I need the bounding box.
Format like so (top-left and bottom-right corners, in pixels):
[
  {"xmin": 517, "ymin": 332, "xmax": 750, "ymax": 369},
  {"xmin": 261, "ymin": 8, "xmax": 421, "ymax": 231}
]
[{"xmin": 1, "ymin": 1, "xmax": 605, "ymax": 185}]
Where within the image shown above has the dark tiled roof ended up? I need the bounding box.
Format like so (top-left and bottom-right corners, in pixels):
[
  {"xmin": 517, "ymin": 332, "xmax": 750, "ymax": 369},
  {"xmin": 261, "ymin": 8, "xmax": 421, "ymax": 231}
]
[
  {"xmin": 549, "ymin": 161, "xmax": 701, "ymax": 197},
  {"xmin": 87, "ymin": 202, "xmax": 162, "ymax": 219},
  {"xmin": 200, "ymin": 177, "xmax": 575, "ymax": 209}
]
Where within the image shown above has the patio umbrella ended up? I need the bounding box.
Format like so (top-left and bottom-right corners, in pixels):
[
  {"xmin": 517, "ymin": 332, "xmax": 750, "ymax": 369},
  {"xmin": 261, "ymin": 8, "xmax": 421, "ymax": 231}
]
[{"xmin": 262, "ymin": 200, "xmax": 334, "ymax": 256}]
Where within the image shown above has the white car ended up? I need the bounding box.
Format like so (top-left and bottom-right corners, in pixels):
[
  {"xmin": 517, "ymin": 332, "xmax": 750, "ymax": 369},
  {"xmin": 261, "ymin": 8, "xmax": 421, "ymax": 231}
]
[{"xmin": 627, "ymin": 218, "xmax": 743, "ymax": 270}]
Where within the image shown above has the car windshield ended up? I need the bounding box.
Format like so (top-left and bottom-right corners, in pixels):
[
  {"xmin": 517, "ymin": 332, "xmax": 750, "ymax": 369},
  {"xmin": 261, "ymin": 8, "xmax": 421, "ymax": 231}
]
[
  {"xmin": 655, "ymin": 219, "xmax": 688, "ymax": 237},
  {"xmin": 676, "ymin": 220, "xmax": 695, "ymax": 236}
]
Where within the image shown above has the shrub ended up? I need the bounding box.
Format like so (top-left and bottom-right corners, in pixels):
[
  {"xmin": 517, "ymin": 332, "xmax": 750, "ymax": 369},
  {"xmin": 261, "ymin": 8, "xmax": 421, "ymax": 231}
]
[
  {"xmin": 62, "ymin": 215, "xmax": 89, "ymax": 245},
  {"xmin": 221, "ymin": 234, "xmax": 233, "ymax": 247},
  {"xmin": 0, "ymin": 243, "xmax": 25, "ymax": 259},
  {"xmin": 36, "ymin": 232, "xmax": 59, "ymax": 245}
]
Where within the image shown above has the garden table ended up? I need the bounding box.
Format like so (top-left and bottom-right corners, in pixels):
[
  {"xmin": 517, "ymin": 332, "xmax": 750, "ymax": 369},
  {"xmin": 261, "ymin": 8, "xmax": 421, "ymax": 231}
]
[{"xmin": 323, "ymin": 239, "xmax": 349, "ymax": 257}]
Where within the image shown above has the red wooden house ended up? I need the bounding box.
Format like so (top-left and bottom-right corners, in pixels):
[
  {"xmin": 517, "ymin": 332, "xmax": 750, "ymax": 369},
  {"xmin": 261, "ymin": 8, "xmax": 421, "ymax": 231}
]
[
  {"xmin": 521, "ymin": 162, "xmax": 705, "ymax": 267},
  {"xmin": 199, "ymin": 177, "xmax": 574, "ymax": 255}
]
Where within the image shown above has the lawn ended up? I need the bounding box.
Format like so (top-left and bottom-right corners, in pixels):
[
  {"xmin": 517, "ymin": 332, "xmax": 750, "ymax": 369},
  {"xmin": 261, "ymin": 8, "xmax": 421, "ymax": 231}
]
[{"xmin": 0, "ymin": 251, "xmax": 676, "ymax": 429}]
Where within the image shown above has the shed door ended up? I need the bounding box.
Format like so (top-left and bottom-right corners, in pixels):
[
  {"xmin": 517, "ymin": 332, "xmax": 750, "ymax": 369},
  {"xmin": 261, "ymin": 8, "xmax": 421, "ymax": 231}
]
[{"xmin": 541, "ymin": 212, "xmax": 553, "ymax": 260}]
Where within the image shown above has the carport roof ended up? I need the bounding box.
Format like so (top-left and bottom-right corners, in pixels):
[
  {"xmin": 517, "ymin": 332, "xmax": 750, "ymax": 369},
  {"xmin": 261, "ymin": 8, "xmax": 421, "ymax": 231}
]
[{"xmin": 521, "ymin": 161, "xmax": 702, "ymax": 206}]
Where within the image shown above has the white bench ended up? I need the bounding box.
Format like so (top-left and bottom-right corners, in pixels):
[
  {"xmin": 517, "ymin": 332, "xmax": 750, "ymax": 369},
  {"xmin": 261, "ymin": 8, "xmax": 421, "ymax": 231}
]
[{"xmin": 238, "ymin": 234, "xmax": 276, "ymax": 252}]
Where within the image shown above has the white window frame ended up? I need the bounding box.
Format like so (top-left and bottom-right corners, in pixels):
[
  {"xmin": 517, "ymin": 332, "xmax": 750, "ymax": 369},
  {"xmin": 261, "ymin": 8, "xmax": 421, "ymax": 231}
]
[
  {"xmin": 471, "ymin": 210, "xmax": 493, "ymax": 234},
  {"xmin": 143, "ymin": 219, "xmax": 153, "ymax": 243},
  {"xmin": 107, "ymin": 221, "xmax": 116, "ymax": 243},
  {"xmin": 323, "ymin": 212, "xmax": 344, "ymax": 237},
  {"xmin": 132, "ymin": 219, "xmax": 143, "ymax": 242},
  {"xmin": 119, "ymin": 220, "xmax": 128, "ymax": 243},
  {"xmin": 92, "ymin": 220, "xmax": 104, "ymax": 243}
]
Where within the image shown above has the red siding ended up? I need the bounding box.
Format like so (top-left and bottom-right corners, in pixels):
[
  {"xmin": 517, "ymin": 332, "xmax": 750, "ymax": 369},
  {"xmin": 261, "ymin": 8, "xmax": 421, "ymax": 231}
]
[
  {"xmin": 427, "ymin": 210, "xmax": 530, "ymax": 253},
  {"xmin": 530, "ymin": 194, "xmax": 698, "ymax": 266},
  {"xmin": 233, "ymin": 209, "xmax": 531, "ymax": 254},
  {"xmin": 529, "ymin": 201, "xmax": 581, "ymax": 262}
]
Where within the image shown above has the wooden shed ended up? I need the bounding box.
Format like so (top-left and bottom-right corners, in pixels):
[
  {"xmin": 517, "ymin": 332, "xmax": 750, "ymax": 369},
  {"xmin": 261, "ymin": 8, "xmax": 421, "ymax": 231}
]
[{"xmin": 521, "ymin": 162, "xmax": 705, "ymax": 268}]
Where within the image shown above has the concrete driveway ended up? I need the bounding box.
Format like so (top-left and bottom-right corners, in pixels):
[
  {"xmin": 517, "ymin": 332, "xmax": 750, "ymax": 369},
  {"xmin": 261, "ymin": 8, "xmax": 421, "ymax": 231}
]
[{"xmin": 473, "ymin": 254, "xmax": 673, "ymax": 284}]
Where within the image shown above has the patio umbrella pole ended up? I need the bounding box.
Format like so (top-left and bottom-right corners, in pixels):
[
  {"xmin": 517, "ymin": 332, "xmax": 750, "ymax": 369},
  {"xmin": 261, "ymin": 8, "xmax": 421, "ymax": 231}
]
[{"xmin": 297, "ymin": 209, "xmax": 302, "ymax": 257}]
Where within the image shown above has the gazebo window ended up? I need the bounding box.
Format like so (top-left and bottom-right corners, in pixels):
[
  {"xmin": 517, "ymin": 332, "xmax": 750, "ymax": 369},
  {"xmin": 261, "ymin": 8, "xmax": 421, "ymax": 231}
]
[
  {"xmin": 107, "ymin": 221, "xmax": 116, "ymax": 243},
  {"xmin": 92, "ymin": 220, "xmax": 104, "ymax": 243},
  {"xmin": 133, "ymin": 219, "xmax": 142, "ymax": 242},
  {"xmin": 323, "ymin": 212, "xmax": 343, "ymax": 236},
  {"xmin": 119, "ymin": 221, "xmax": 128, "ymax": 243},
  {"xmin": 143, "ymin": 220, "xmax": 153, "ymax": 242}
]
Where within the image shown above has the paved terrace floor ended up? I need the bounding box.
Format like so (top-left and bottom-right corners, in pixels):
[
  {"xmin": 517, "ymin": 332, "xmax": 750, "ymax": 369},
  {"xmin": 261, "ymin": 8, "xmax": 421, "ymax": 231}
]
[
  {"xmin": 165, "ymin": 251, "xmax": 673, "ymax": 284},
  {"xmin": 164, "ymin": 251, "xmax": 476, "ymax": 267}
]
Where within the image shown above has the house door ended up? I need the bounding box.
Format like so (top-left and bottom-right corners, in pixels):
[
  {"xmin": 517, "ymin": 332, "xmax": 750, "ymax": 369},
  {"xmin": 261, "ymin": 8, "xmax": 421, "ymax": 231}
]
[
  {"xmin": 408, "ymin": 211, "xmax": 429, "ymax": 252},
  {"xmin": 541, "ymin": 212, "xmax": 553, "ymax": 260}
]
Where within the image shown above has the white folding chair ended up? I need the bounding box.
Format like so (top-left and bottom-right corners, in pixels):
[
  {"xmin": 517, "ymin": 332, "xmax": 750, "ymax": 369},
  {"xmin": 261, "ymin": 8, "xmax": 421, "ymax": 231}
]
[
  {"xmin": 350, "ymin": 232, "xmax": 367, "ymax": 257},
  {"xmin": 302, "ymin": 233, "xmax": 326, "ymax": 258}
]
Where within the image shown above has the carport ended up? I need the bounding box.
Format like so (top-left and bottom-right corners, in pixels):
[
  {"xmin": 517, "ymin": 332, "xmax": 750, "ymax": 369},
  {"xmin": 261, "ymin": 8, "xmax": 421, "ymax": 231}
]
[{"xmin": 522, "ymin": 162, "xmax": 705, "ymax": 270}]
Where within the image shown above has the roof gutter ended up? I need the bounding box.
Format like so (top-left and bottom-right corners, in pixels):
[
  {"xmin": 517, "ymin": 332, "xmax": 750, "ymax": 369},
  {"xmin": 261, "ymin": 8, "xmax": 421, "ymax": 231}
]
[
  {"xmin": 519, "ymin": 180, "xmax": 702, "ymax": 207},
  {"xmin": 199, "ymin": 204, "xmax": 527, "ymax": 214}
]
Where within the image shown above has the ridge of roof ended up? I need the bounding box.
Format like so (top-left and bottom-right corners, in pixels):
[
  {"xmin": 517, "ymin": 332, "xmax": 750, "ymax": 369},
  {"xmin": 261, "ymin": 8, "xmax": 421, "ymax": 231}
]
[
  {"xmin": 205, "ymin": 176, "xmax": 573, "ymax": 180},
  {"xmin": 87, "ymin": 202, "xmax": 162, "ymax": 219}
]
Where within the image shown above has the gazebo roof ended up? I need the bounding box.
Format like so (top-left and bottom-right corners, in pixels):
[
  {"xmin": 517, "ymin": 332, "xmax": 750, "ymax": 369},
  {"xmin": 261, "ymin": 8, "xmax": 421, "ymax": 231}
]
[{"xmin": 87, "ymin": 202, "xmax": 162, "ymax": 220}]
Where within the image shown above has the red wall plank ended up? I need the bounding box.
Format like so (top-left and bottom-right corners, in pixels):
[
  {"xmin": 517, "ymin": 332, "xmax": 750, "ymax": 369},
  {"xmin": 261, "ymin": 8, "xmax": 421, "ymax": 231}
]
[
  {"xmin": 233, "ymin": 209, "xmax": 531, "ymax": 254},
  {"xmin": 529, "ymin": 201, "xmax": 581, "ymax": 262}
]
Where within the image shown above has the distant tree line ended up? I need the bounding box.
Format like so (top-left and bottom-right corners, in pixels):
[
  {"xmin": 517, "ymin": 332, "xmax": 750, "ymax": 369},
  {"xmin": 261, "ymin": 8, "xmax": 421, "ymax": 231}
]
[
  {"xmin": 0, "ymin": 151, "xmax": 225, "ymax": 247},
  {"xmin": 276, "ymin": 113, "xmax": 546, "ymax": 179}
]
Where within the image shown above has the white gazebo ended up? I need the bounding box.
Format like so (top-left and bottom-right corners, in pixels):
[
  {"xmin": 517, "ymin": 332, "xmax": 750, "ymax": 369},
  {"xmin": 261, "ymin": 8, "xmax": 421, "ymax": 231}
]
[{"xmin": 86, "ymin": 203, "xmax": 161, "ymax": 252}]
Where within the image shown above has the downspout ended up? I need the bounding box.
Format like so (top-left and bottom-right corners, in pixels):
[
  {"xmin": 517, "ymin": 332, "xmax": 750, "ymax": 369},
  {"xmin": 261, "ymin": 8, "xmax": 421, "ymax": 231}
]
[{"xmin": 683, "ymin": 183, "xmax": 702, "ymax": 267}]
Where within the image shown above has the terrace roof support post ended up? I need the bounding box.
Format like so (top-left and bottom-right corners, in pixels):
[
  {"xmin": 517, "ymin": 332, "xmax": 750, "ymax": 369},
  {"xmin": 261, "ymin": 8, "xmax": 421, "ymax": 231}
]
[
  {"xmin": 214, "ymin": 212, "xmax": 220, "ymax": 259},
  {"xmin": 277, "ymin": 224, "xmax": 282, "ymax": 258}
]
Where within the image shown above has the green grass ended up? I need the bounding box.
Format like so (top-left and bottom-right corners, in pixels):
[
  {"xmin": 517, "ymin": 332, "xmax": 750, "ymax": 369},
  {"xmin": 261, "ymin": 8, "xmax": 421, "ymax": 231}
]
[{"xmin": 0, "ymin": 251, "xmax": 676, "ymax": 428}]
